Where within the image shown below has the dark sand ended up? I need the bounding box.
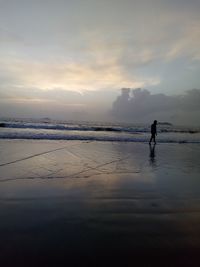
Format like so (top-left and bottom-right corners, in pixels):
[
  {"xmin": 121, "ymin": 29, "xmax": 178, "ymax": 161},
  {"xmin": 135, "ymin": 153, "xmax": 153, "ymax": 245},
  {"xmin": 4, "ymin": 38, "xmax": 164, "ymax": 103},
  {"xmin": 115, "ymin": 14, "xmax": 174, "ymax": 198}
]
[{"xmin": 0, "ymin": 140, "xmax": 200, "ymax": 266}]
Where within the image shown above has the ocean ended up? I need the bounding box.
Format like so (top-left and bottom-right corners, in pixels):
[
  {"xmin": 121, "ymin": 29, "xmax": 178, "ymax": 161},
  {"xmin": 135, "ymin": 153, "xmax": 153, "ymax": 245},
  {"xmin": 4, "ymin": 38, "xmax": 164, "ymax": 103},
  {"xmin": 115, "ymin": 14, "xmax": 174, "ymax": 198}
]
[{"xmin": 0, "ymin": 117, "xmax": 200, "ymax": 143}]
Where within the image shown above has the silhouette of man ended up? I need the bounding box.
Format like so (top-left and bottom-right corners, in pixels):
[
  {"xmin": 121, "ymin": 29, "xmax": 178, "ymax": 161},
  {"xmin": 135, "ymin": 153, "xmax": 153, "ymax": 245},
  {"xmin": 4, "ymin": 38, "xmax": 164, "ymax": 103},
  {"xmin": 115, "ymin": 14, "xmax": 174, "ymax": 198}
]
[{"xmin": 149, "ymin": 120, "xmax": 157, "ymax": 144}]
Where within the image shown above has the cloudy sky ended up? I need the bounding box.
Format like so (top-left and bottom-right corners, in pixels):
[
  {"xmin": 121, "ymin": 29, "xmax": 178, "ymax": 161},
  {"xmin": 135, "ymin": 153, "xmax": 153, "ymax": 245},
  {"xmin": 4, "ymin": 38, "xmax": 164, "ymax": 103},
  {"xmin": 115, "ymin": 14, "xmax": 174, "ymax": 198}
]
[{"xmin": 0, "ymin": 0, "xmax": 200, "ymax": 123}]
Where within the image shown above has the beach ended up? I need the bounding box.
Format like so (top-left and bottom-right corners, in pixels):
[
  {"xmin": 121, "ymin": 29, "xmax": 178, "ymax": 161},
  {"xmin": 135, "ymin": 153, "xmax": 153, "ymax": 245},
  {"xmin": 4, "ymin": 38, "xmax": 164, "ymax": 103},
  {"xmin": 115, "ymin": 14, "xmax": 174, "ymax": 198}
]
[{"xmin": 0, "ymin": 139, "xmax": 200, "ymax": 266}]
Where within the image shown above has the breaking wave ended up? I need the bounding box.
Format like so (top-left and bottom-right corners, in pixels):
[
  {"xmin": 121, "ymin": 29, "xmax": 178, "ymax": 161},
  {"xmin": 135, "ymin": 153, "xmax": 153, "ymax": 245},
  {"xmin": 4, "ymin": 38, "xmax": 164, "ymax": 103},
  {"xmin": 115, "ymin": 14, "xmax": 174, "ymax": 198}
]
[{"xmin": 0, "ymin": 119, "xmax": 200, "ymax": 143}]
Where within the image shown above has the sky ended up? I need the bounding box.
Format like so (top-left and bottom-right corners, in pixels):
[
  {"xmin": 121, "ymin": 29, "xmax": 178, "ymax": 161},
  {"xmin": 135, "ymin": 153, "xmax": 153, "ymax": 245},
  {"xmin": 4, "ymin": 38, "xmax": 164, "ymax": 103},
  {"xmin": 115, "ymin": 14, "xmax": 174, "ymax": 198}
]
[{"xmin": 0, "ymin": 0, "xmax": 200, "ymax": 124}]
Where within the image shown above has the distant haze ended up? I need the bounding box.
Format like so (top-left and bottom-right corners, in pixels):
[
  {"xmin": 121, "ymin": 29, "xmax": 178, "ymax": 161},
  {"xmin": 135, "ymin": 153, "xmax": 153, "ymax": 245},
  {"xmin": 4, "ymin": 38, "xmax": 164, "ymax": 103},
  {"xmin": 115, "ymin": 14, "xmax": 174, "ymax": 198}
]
[{"xmin": 0, "ymin": 0, "xmax": 200, "ymax": 125}]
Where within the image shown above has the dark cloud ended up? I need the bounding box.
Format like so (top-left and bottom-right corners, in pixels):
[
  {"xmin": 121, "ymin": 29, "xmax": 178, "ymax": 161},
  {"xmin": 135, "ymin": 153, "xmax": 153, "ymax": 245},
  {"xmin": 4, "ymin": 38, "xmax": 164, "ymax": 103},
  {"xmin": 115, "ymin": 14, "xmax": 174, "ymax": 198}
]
[{"xmin": 111, "ymin": 88, "xmax": 200, "ymax": 125}]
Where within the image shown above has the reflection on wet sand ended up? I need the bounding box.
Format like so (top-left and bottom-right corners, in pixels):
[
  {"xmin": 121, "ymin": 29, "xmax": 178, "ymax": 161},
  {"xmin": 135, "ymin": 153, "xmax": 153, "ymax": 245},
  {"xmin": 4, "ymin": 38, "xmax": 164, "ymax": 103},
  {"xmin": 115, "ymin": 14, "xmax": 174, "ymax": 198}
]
[
  {"xmin": 149, "ymin": 143, "xmax": 156, "ymax": 168},
  {"xmin": 0, "ymin": 141, "xmax": 200, "ymax": 266}
]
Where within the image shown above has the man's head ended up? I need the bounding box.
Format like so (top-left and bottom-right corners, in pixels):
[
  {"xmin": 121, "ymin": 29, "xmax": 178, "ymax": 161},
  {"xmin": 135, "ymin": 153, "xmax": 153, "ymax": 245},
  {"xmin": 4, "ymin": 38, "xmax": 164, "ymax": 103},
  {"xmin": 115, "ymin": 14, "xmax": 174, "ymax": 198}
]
[{"xmin": 154, "ymin": 120, "xmax": 157, "ymax": 125}]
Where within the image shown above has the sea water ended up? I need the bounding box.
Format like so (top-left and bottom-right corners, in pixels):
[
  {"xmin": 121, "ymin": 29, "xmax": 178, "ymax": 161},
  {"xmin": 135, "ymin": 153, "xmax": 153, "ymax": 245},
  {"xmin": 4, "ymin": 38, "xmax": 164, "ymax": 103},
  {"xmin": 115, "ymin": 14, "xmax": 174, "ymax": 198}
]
[{"xmin": 0, "ymin": 117, "xmax": 200, "ymax": 143}]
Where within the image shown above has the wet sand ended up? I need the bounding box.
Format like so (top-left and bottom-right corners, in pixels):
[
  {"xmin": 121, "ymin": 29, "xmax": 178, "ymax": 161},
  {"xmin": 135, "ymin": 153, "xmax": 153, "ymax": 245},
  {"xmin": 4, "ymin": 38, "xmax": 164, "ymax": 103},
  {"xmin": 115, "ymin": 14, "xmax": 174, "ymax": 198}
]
[{"xmin": 0, "ymin": 140, "xmax": 200, "ymax": 266}]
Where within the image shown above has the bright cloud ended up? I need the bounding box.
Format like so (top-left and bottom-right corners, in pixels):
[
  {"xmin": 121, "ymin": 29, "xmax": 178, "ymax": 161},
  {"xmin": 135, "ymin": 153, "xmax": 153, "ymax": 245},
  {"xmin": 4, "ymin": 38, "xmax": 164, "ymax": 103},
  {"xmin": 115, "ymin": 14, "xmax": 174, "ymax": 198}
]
[{"xmin": 0, "ymin": 46, "xmax": 160, "ymax": 92}]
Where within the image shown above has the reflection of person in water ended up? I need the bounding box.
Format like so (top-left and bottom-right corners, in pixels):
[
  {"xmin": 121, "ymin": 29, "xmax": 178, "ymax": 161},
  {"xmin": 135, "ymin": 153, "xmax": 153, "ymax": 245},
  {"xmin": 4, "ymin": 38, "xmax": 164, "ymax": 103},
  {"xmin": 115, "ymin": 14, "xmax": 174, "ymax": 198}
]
[
  {"xmin": 149, "ymin": 120, "xmax": 157, "ymax": 144},
  {"xmin": 149, "ymin": 143, "xmax": 156, "ymax": 167}
]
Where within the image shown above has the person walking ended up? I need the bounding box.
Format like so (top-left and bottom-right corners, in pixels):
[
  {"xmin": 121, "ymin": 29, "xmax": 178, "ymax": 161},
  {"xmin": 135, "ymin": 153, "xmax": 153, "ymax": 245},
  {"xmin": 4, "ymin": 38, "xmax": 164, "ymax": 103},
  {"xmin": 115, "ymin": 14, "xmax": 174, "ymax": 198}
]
[{"xmin": 149, "ymin": 120, "xmax": 157, "ymax": 144}]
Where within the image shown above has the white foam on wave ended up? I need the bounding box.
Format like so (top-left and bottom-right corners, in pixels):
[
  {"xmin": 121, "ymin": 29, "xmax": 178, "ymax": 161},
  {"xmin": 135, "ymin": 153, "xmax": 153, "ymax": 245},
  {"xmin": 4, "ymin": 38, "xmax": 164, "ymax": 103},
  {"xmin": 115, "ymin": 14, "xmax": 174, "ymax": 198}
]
[
  {"xmin": 1, "ymin": 121, "xmax": 200, "ymax": 134},
  {"xmin": 0, "ymin": 129, "xmax": 200, "ymax": 144},
  {"xmin": 0, "ymin": 119, "xmax": 200, "ymax": 143}
]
